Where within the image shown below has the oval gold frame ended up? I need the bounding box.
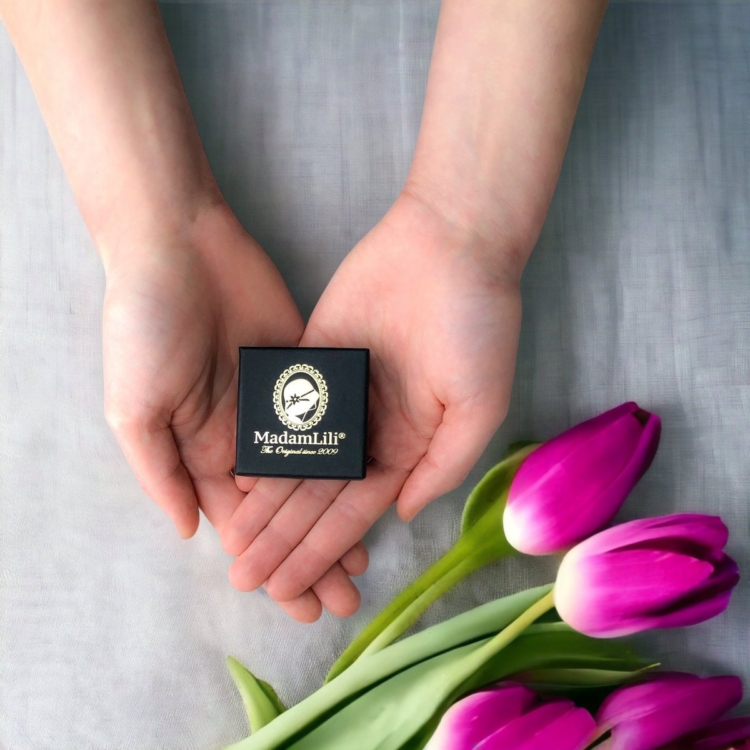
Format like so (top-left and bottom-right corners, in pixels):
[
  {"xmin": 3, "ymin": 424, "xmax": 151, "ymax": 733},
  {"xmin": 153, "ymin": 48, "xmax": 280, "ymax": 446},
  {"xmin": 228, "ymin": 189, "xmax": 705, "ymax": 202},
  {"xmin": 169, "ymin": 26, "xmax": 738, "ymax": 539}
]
[{"xmin": 273, "ymin": 364, "xmax": 329, "ymax": 431}]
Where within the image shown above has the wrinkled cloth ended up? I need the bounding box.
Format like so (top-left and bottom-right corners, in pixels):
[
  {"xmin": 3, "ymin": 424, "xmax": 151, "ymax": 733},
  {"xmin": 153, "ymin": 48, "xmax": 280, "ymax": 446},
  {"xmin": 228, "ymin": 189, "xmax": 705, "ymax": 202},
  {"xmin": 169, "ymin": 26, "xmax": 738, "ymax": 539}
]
[{"xmin": 1, "ymin": 2, "xmax": 749, "ymax": 748}]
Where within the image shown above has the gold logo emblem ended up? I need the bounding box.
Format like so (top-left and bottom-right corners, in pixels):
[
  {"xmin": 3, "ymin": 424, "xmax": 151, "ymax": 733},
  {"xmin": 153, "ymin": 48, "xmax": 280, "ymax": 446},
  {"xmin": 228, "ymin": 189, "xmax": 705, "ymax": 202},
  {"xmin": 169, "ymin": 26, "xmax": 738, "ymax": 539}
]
[{"xmin": 273, "ymin": 364, "xmax": 328, "ymax": 431}]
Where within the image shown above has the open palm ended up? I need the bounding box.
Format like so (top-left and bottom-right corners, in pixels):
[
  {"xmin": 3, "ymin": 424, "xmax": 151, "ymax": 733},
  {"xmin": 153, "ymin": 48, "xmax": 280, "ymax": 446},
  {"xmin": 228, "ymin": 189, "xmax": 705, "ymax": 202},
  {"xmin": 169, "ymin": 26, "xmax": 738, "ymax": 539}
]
[
  {"xmin": 103, "ymin": 205, "xmax": 369, "ymax": 622},
  {"xmin": 102, "ymin": 207, "xmax": 301, "ymax": 534},
  {"xmin": 224, "ymin": 193, "xmax": 523, "ymax": 612}
]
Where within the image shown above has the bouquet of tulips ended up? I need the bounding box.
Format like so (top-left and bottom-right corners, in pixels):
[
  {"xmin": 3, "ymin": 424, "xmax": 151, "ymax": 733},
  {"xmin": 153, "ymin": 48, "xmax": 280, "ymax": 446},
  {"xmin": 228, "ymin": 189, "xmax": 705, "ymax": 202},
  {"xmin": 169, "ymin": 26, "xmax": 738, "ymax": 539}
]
[{"xmin": 223, "ymin": 403, "xmax": 745, "ymax": 750}]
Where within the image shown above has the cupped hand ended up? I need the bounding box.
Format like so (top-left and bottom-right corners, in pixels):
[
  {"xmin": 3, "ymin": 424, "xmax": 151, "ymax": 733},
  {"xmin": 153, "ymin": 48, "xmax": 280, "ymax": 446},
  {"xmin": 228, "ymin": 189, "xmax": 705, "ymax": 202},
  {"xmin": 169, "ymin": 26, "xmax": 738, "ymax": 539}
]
[
  {"xmin": 101, "ymin": 203, "xmax": 362, "ymax": 622},
  {"xmin": 223, "ymin": 192, "xmax": 524, "ymax": 612}
]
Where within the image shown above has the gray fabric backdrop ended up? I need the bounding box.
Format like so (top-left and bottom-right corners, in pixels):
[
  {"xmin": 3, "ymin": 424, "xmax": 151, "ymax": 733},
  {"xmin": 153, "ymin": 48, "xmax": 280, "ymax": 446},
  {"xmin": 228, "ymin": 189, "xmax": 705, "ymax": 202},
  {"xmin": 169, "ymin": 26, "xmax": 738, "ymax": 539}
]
[{"xmin": 1, "ymin": 1, "xmax": 749, "ymax": 748}]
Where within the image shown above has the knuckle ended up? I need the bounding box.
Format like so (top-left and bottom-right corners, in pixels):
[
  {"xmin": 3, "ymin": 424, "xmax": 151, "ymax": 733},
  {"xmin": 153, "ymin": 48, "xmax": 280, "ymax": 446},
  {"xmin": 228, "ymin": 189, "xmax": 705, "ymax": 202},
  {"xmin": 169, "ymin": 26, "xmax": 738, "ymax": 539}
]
[
  {"xmin": 301, "ymin": 540, "xmax": 338, "ymax": 573},
  {"xmin": 251, "ymin": 486, "xmax": 285, "ymax": 516},
  {"xmin": 303, "ymin": 479, "xmax": 339, "ymax": 505},
  {"xmin": 262, "ymin": 524, "xmax": 297, "ymax": 558},
  {"xmin": 335, "ymin": 499, "xmax": 368, "ymax": 532}
]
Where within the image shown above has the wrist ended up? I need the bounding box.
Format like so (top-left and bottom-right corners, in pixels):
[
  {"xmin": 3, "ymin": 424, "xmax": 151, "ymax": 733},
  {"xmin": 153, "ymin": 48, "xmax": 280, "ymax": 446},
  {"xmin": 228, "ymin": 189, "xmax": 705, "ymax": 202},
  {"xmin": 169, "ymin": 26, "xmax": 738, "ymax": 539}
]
[
  {"xmin": 94, "ymin": 187, "xmax": 228, "ymax": 279},
  {"xmin": 398, "ymin": 175, "xmax": 535, "ymax": 287}
]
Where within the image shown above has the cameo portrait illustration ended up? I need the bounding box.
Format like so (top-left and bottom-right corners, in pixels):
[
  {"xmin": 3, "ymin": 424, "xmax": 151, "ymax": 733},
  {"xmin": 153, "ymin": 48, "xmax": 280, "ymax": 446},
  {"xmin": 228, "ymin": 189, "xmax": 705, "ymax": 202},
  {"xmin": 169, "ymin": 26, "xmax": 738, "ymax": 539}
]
[{"xmin": 273, "ymin": 364, "xmax": 329, "ymax": 431}]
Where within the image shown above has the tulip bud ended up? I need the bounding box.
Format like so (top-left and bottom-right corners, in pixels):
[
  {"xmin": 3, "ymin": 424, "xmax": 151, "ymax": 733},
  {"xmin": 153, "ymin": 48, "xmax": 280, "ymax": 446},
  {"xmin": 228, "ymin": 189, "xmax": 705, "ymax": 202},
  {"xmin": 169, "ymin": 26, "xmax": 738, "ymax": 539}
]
[
  {"xmin": 554, "ymin": 514, "xmax": 739, "ymax": 638},
  {"xmin": 425, "ymin": 682, "xmax": 595, "ymax": 750},
  {"xmin": 503, "ymin": 402, "xmax": 661, "ymax": 555},
  {"xmin": 594, "ymin": 673, "xmax": 742, "ymax": 750},
  {"xmin": 676, "ymin": 717, "xmax": 750, "ymax": 750}
]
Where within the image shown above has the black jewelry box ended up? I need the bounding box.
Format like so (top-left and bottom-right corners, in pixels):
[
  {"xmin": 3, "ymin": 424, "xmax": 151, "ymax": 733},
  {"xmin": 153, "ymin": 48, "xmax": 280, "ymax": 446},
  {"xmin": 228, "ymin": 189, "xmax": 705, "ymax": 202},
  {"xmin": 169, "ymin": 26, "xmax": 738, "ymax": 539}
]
[{"xmin": 235, "ymin": 347, "xmax": 369, "ymax": 480}]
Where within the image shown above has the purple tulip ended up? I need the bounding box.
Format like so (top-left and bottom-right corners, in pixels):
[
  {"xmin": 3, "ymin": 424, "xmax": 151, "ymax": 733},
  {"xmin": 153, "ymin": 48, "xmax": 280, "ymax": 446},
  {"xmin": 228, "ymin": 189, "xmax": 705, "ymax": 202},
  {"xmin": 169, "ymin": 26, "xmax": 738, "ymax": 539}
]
[
  {"xmin": 554, "ymin": 514, "xmax": 739, "ymax": 638},
  {"xmin": 671, "ymin": 717, "xmax": 750, "ymax": 750},
  {"xmin": 503, "ymin": 402, "xmax": 661, "ymax": 555},
  {"xmin": 594, "ymin": 673, "xmax": 742, "ymax": 750},
  {"xmin": 425, "ymin": 681, "xmax": 595, "ymax": 750}
]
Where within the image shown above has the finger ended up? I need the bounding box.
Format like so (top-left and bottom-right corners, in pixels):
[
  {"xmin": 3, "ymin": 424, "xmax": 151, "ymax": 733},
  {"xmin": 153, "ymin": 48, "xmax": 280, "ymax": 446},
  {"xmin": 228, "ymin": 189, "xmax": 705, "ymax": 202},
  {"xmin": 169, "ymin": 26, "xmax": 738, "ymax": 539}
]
[
  {"xmin": 234, "ymin": 474, "xmax": 259, "ymax": 493},
  {"xmin": 268, "ymin": 587, "xmax": 323, "ymax": 624},
  {"xmin": 192, "ymin": 473, "xmax": 247, "ymax": 536},
  {"xmin": 265, "ymin": 461, "xmax": 408, "ymax": 602},
  {"xmin": 396, "ymin": 400, "xmax": 507, "ymax": 522},
  {"xmin": 340, "ymin": 541, "xmax": 369, "ymax": 577},
  {"xmin": 221, "ymin": 477, "xmax": 301, "ymax": 556},
  {"xmin": 311, "ymin": 564, "xmax": 361, "ymax": 618},
  {"xmin": 107, "ymin": 411, "xmax": 200, "ymax": 539},
  {"xmin": 227, "ymin": 478, "xmax": 347, "ymax": 592}
]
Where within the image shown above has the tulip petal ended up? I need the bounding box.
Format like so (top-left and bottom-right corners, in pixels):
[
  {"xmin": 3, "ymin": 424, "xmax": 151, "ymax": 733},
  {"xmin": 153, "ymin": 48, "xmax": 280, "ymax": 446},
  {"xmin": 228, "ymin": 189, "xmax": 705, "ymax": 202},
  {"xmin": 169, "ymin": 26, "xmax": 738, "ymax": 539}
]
[
  {"xmin": 649, "ymin": 554, "xmax": 740, "ymax": 629},
  {"xmin": 425, "ymin": 684, "xmax": 536, "ymax": 750},
  {"xmin": 514, "ymin": 706, "xmax": 596, "ymax": 750},
  {"xmin": 577, "ymin": 515, "xmax": 729, "ymax": 558},
  {"xmin": 503, "ymin": 414, "xmax": 645, "ymax": 554},
  {"xmin": 597, "ymin": 673, "xmax": 698, "ymax": 725},
  {"xmin": 686, "ymin": 717, "xmax": 750, "ymax": 750},
  {"xmin": 597, "ymin": 674, "xmax": 742, "ymax": 750},
  {"xmin": 480, "ymin": 700, "xmax": 595, "ymax": 750},
  {"xmin": 556, "ymin": 545, "xmax": 718, "ymax": 638},
  {"xmin": 506, "ymin": 404, "xmax": 655, "ymax": 555},
  {"xmin": 519, "ymin": 708, "xmax": 596, "ymax": 750},
  {"xmin": 596, "ymin": 411, "xmax": 660, "ymax": 523},
  {"xmin": 513, "ymin": 402, "xmax": 640, "ymax": 473},
  {"xmin": 556, "ymin": 514, "xmax": 739, "ymax": 638},
  {"xmin": 588, "ymin": 549, "xmax": 714, "ymax": 609}
]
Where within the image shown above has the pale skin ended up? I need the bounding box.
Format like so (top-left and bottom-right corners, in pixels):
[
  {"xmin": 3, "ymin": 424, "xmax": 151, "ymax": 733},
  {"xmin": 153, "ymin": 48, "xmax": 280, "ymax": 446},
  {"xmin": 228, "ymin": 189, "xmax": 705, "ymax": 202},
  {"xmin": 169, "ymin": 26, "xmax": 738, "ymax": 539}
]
[{"xmin": 1, "ymin": 0, "xmax": 607, "ymax": 622}]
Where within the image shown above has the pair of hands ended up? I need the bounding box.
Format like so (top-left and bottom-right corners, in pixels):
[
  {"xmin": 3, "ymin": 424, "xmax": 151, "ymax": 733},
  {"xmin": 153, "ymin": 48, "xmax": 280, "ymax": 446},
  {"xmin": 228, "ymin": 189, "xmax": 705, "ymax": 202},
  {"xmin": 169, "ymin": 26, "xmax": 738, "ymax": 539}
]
[{"xmin": 102, "ymin": 191, "xmax": 522, "ymax": 622}]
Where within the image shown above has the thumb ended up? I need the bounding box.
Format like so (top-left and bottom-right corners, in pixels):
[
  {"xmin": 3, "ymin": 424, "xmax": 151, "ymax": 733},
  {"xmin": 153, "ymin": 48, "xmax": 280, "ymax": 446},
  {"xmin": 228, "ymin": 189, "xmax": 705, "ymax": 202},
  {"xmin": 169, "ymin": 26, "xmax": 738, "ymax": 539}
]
[
  {"xmin": 105, "ymin": 405, "xmax": 200, "ymax": 539},
  {"xmin": 396, "ymin": 399, "xmax": 507, "ymax": 522}
]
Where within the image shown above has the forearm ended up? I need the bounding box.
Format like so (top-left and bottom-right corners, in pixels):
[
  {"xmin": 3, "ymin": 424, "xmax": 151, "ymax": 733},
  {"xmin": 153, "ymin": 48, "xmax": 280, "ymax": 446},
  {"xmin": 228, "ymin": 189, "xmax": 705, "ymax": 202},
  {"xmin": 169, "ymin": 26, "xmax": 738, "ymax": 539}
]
[
  {"xmin": 0, "ymin": 0, "xmax": 220, "ymax": 270},
  {"xmin": 405, "ymin": 0, "xmax": 607, "ymax": 274}
]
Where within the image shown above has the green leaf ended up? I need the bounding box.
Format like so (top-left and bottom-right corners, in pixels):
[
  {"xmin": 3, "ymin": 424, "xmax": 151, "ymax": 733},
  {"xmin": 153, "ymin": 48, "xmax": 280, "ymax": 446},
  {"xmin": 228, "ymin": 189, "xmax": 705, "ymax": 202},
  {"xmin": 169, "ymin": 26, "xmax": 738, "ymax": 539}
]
[
  {"xmin": 226, "ymin": 656, "xmax": 285, "ymax": 734},
  {"xmin": 289, "ymin": 641, "xmax": 487, "ymax": 750},
  {"xmin": 460, "ymin": 443, "xmax": 539, "ymax": 534},
  {"xmin": 466, "ymin": 622, "xmax": 648, "ymax": 693},
  {"xmin": 505, "ymin": 440, "xmax": 539, "ymax": 458},
  {"xmin": 296, "ymin": 625, "xmax": 648, "ymax": 750},
  {"xmin": 229, "ymin": 596, "xmax": 650, "ymax": 750},
  {"xmin": 511, "ymin": 666, "xmax": 656, "ymax": 689},
  {"xmin": 225, "ymin": 586, "xmax": 553, "ymax": 749},
  {"xmin": 252, "ymin": 590, "xmax": 558, "ymax": 750},
  {"xmin": 257, "ymin": 679, "xmax": 286, "ymax": 718}
]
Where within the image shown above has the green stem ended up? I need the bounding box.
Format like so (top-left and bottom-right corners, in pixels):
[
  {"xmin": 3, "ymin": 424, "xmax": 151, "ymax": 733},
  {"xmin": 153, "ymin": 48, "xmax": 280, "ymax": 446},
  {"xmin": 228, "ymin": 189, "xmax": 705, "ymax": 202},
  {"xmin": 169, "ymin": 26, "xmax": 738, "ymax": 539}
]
[
  {"xmin": 326, "ymin": 526, "xmax": 514, "ymax": 682},
  {"xmin": 461, "ymin": 589, "xmax": 557, "ymax": 676},
  {"xmin": 326, "ymin": 444, "xmax": 537, "ymax": 683},
  {"xmin": 360, "ymin": 549, "xmax": 487, "ymax": 660}
]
